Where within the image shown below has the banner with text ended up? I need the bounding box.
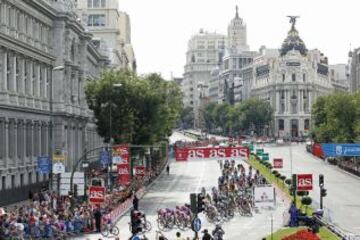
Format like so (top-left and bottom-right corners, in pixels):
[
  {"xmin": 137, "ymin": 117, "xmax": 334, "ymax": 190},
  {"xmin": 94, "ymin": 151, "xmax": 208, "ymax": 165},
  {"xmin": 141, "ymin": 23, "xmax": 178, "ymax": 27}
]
[
  {"xmin": 117, "ymin": 163, "xmax": 131, "ymax": 185},
  {"xmin": 112, "ymin": 144, "xmax": 130, "ymax": 164},
  {"xmin": 175, "ymin": 146, "xmax": 249, "ymax": 161},
  {"xmin": 322, "ymin": 144, "xmax": 360, "ymax": 157},
  {"xmin": 134, "ymin": 166, "xmax": 145, "ymax": 177}
]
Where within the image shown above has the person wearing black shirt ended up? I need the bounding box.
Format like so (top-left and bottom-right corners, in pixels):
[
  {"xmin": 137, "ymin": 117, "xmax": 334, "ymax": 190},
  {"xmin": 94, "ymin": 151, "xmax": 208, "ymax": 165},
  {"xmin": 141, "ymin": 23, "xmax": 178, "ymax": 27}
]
[{"xmin": 93, "ymin": 206, "xmax": 102, "ymax": 233}]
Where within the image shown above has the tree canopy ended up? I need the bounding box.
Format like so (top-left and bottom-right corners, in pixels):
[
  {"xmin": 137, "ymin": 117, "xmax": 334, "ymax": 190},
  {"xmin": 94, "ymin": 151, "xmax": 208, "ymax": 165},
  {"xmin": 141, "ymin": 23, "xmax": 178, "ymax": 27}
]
[
  {"xmin": 312, "ymin": 92, "xmax": 359, "ymax": 143},
  {"xmin": 85, "ymin": 71, "xmax": 183, "ymax": 145},
  {"xmin": 202, "ymin": 99, "xmax": 274, "ymax": 136}
]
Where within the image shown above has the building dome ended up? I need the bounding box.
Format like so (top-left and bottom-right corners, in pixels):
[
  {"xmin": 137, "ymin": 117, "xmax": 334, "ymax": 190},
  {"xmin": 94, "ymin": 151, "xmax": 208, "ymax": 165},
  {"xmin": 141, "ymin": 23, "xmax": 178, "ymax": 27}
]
[{"xmin": 280, "ymin": 17, "xmax": 308, "ymax": 56}]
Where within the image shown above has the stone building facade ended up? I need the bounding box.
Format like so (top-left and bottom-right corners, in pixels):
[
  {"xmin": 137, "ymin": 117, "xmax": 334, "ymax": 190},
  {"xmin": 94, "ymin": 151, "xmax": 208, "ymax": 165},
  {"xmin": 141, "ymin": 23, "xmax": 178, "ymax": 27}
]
[
  {"xmin": 0, "ymin": 0, "xmax": 108, "ymax": 196},
  {"xmin": 250, "ymin": 20, "xmax": 334, "ymax": 138}
]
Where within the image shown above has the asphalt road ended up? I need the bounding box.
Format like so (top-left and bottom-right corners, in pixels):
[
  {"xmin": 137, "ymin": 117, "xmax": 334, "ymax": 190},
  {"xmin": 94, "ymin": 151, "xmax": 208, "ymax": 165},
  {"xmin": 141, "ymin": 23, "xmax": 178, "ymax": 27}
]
[
  {"xmin": 79, "ymin": 133, "xmax": 288, "ymax": 240},
  {"xmin": 262, "ymin": 143, "xmax": 360, "ymax": 235}
]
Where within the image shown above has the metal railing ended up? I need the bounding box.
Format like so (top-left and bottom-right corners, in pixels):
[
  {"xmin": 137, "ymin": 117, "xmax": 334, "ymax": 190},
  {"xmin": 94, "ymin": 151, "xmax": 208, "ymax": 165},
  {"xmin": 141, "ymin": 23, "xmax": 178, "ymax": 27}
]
[{"xmin": 0, "ymin": 181, "xmax": 48, "ymax": 206}]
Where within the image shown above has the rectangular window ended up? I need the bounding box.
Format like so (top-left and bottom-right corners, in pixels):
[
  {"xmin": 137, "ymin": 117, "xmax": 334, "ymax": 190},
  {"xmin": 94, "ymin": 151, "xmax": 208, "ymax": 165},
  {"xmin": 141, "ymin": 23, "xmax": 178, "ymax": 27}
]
[
  {"xmin": 20, "ymin": 173, "xmax": 24, "ymax": 186},
  {"xmin": 279, "ymin": 119, "xmax": 284, "ymax": 130},
  {"xmin": 1, "ymin": 176, "xmax": 5, "ymax": 190},
  {"xmin": 36, "ymin": 172, "xmax": 39, "ymax": 183},
  {"xmin": 304, "ymin": 119, "xmax": 310, "ymax": 130},
  {"xmin": 282, "ymin": 74, "xmax": 285, "ymax": 82},
  {"xmin": 303, "ymin": 73, "xmax": 306, "ymax": 82},
  {"xmin": 87, "ymin": 15, "xmax": 105, "ymax": 27},
  {"xmin": 28, "ymin": 172, "xmax": 32, "ymax": 184},
  {"xmin": 292, "ymin": 73, "xmax": 296, "ymax": 82},
  {"xmin": 11, "ymin": 175, "xmax": 15, "ymax": 188},
  {"xmin": 26, "ymin": 122, "xmax": 32, "ymax": 157},
  {"xmin": 8, "ymin": 120, "xmax": 15, "ymax": 159}
]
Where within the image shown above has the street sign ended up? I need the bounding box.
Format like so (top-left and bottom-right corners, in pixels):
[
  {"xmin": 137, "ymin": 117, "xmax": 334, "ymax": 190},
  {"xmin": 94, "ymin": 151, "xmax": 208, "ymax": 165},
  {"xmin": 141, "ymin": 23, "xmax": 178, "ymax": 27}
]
[
  {"xmin": 192, "ymin": 218, "xmax": 201, "ymax": 232},
  {"xmin": 53, "ymin": 154, "xmax": 65, "ymax": 162},
  {"xmin": 53, "ymin": 162, "xmax": 65, "ymax": 174},
  {"xmin": 134, "ymin": 166, "xmax": 145, "ymax": 177},
  {"xmin": 89, "ymin": 186, "xmax": 105, "ymax": 204},
  {"xmin": 296, "ymin": 174, "xmax": 313, "ymax": 191},
  {"xmin": 131, "ymin": 236, "xmax": 140, "ymax": 240},
  {"xmin": 37, "ymin": 156, "xmax": 51, "ymax": 174},
  {"xmin": 273, "ymin": 158, "xmax": 283, "ymax": 168},
  {"xmin": 100, "ymin": 150, "xmax": 110, "ymax": 165}
]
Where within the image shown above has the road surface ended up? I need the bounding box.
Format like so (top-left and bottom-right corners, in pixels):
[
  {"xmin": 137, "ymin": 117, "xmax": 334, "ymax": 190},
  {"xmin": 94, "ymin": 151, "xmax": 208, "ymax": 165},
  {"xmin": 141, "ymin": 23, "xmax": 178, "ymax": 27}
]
[
  {"xmin": 79, "ymin": 133, "xmax": 288, "ymax": 240},
  {"xmin": 262, "ymin": 143, "xmax": 360, "ymax": 235}
]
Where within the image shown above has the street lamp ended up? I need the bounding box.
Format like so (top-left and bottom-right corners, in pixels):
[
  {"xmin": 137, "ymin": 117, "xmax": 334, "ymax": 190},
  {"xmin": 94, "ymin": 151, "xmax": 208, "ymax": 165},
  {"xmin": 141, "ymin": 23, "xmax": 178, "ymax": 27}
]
[
  {"xmin": 107, "ymin": 83, "xmax": 123, "ymax": 190},
  {"xmin": 49, "ymin": 65, "xmax": 64, "ymax": 192}
]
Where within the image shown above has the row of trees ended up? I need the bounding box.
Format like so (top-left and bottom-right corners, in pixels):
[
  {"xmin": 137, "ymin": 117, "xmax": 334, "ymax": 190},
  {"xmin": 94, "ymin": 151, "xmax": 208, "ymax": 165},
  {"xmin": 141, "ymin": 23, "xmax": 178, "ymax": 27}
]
[
  {"xmin": 85, "ymin": 71, "xmax": 183, "ymax": 145},
  {"xmin": 201, "ymin": 99, "xmax": 274, "ymax": 136},
  {"xmin": 312, "ymin": 92, "xmax": 360, "ymax": 143}
]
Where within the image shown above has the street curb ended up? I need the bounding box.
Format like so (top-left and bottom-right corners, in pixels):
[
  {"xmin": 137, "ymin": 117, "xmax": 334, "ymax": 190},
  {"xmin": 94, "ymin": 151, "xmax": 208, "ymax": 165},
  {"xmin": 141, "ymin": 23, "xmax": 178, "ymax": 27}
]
[{"xmin": 111, "ymin": 157, "xmax": 170, "ymax": 221}]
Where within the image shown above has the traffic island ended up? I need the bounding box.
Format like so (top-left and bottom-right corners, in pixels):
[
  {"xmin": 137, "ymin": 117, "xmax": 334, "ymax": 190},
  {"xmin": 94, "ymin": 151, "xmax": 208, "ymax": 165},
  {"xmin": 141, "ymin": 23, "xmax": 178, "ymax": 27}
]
[
  {"xmin": 247, "ymin": 153, "xmax": 340, "ymax": 240},
  {"xmin": 265, "ymin": 227, "xmax": 340, "ymax": 240}
]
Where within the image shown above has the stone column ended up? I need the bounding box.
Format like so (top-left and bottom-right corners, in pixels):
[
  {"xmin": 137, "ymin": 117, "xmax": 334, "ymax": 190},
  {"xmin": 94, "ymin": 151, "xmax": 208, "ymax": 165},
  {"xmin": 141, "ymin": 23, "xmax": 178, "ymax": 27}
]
[
  {"xmin": 297, "ymin": 89, "xmax": 301, "ymax": 113},
  {"xmin": 285, "ymin": 89, "xmax": 289, "ymax": 113},
  {"xmin": 17, "ymin": 55, "xmax": 25, "ymax": 95},
  {"xmin": 8, "ymin": 51, "xmax": 16, "ymax": 92},
  {"xmin": 0, "ymin": 48, "xmax": 6, "ymax": 91},
  {"xmin": 276, "ymin": 90, "xmax": 280, "ymax": 114},
  {"xmin": 27, "ymin": 59, "xmax": 33, "ymax": 96},
  {"xmin": 308, "ymin": 90, "xmax": 312, "ymax": 113},
  {"xmin": 34, "ymin": 61, "xmax": 40, "ymax": 97},
  {"xmin": 4, "ymin": 119, "xmax": 8, "ymax": 168}
]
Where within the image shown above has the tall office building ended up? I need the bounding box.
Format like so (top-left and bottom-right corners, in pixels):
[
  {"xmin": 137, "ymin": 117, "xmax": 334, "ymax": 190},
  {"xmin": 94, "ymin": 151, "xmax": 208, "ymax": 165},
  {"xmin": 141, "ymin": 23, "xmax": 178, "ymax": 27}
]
[{"xmin": 77, "ymin": 0, "xmax": 136, "ymax": 71}]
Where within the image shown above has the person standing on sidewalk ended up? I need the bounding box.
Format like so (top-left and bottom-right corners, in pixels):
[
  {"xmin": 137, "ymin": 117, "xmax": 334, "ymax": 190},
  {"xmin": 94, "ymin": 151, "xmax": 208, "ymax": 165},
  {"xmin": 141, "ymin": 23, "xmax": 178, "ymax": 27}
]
[
  {"xmin": 133, "ymin": 193, "xmax": 139, "ymax": 211},
  {"xmin": 93, "ymin": 206, "xmax": 102, "ymax": 233},
  {"xmin": 166, "ymin": 165, "xmax": 170, "ymax": 175}
]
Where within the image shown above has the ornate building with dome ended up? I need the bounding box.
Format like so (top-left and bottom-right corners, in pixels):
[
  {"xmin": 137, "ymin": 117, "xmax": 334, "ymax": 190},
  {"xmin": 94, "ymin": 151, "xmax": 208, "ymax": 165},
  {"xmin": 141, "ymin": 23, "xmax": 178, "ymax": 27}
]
[{"xmin": 250, "ymin": 17, "xmax": 334, "ymax": 138}]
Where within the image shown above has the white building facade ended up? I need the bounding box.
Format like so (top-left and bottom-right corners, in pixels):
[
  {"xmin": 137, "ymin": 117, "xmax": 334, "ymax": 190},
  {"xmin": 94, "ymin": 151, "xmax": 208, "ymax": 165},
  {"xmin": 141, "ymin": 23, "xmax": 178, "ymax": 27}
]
[
  {"xmin": 182, "ymin": 30, "xmax": 226, "ymax": 109},
  {"xmin": 250, "ymin": 19, "xmax": 334, "ymax": 138},
  {"xmin": 76, "ymin": 0, "xmax": 136, "ymax": 71}
]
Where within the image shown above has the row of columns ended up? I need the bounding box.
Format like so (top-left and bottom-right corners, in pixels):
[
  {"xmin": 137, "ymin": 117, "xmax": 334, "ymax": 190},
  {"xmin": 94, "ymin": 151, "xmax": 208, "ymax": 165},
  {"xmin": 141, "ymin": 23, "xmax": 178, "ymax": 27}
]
[
  {"xmin": 0, "ymin": 118, "xmax": 49, "ymax": 169},
  {"xmin": 275, "ymin": 88, "xmax": 313, "ymax": 114},
  {"xmin": 0, "ymin": 0, "xmax": 51, "ymax": 53},
  {"xmin": 0, "ymin": 48, "xmax": 50, "ymax": 99}
]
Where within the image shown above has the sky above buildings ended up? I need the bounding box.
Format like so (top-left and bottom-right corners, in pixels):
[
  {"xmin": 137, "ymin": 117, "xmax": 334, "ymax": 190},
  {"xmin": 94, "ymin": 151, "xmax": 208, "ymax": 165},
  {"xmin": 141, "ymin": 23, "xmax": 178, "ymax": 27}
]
[{"xmin": 119, "ymin": 0, "xmax": 359, "ymax": 79}]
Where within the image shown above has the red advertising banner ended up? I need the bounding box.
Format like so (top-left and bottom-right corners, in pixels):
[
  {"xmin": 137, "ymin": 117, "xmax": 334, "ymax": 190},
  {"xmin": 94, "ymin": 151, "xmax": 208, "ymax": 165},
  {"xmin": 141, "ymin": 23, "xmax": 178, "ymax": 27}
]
[
  {"xmin": 273, "ymin": 158, "xmax": 283, "ymax": 168},
  {"xmin": 175, "ymin": 146, "xmax": 249, "ymax": 161},
  {"xmin": 112, "ymin": 144, "xmax": 130, "ymax": 164},
  {"xmin": 296, "ymin": 174, "xmax": 313, "ymax": 191},
  {"xmin": 312, "ymin": 143, "xmax": 325, "ymax": 160},
  {"xmin": 117, "ymin": 164, "xmax": 131, "ymax": 185},
  {"xmin": 134, "ymin": 166, "xmax": 145, "ymax": 177},
  {"xmin": 89, "ymin": 186, "xmax": 105, "ymax": 204}
]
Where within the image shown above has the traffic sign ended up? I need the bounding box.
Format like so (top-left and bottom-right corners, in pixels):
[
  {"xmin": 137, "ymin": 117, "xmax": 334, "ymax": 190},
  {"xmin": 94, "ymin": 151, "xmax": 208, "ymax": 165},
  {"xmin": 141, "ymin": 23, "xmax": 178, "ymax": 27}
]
[
  {"xmin": 100, "ymin": 150, "xmax": 110, "ymax": 165},
  {"xmin": 273, "ymin": 158, "xmax": 283, "ymax": 168},
  {"xmin": 53, "ymin": 154, "xmax": 65, "ymax": 162},
  {"xmin": 37, "ymin": 156, "xmax": 51, "ymax": 174},
  {"xmin": 296, "ymin": 174, "xmax": 313, "ymax": 191},
  {"xmin": 89, "ymin": 186, "xmax": 105, "ymax": 204},
  {"xmin": 131, "ymin": 236, "xmax": 140, "ymax": 240},
  {"xmin": 192, "ymin": 217, "xmax": 202, "ymax": 232},
  {"xmin": 53, "ymin": 162, "xmax": 65, "ymax": 174}
]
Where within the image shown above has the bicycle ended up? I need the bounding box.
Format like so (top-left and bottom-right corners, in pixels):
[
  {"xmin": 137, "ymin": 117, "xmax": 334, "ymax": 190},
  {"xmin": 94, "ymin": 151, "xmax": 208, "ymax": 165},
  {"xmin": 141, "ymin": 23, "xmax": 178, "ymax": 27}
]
[
  {"xmin": 156, "ymin": 230, "xmax": 169, "ymax": 240},
  {"xmin": 101, "ymin": 223, "xmax": 120, "ymax": 237}
]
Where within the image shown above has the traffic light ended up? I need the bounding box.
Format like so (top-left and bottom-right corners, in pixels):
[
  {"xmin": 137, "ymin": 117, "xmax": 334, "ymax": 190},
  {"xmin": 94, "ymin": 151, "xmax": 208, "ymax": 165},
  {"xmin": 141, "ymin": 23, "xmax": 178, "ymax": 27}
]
[
  {"xmin": 321, "ymin": 188, "xmax": 327, "ymax": 197},
  {"xmin": 319, "ymin": 174, "xmax": 324, "ymax": 187},
  {"xmin": 190, "ymin": 193, "xmax": 197, "ymax": 214},
  {"xmin": 197, "ymin": 193, "xmax": 205, "ymax": 213}
]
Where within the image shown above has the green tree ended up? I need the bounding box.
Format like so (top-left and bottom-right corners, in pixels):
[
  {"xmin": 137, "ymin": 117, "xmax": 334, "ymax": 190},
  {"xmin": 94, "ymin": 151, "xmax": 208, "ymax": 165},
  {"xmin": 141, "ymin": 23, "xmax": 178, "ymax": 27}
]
[
  {"xmin": 85, "ymin": 71, "xmax": 183, "ymax": 145},
  {"xmin": 179, "ymin": 107, "xmax": 194, "ymax": 129},
  {"xmin": 312, "ymin": 92, "xmax": 357, "ymax": 143}
]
